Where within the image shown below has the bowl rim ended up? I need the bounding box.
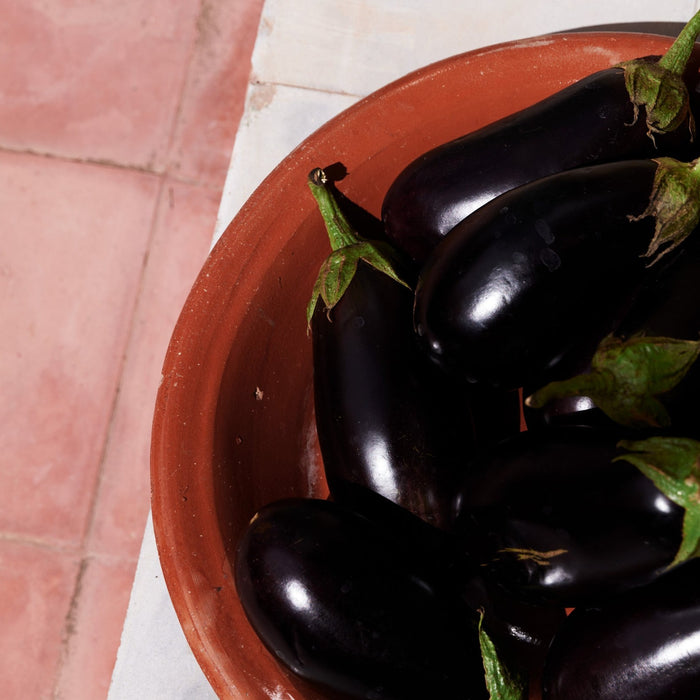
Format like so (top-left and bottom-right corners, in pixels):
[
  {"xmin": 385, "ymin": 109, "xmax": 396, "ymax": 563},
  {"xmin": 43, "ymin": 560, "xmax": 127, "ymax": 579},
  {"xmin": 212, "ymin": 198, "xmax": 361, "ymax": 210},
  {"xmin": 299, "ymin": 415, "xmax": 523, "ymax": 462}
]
[{"xmin": 150, "ymin": 30, "xmax": 678, "ymax": 698}]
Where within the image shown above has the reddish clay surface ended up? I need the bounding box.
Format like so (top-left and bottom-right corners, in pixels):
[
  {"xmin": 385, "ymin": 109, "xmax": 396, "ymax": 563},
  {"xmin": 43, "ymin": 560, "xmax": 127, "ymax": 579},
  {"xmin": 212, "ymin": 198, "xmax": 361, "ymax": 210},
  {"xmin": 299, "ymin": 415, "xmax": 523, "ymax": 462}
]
[{"xmin": 151, "ymin": 33, "xmax": 679, "ymax": 699}]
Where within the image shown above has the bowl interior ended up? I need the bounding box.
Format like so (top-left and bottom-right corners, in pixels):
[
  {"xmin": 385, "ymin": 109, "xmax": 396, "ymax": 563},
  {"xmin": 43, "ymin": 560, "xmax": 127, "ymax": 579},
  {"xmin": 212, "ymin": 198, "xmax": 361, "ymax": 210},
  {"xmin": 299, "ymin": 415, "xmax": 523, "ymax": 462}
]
[{"xmin": 151, "ymin": 32, "xmax": 679, "ymax": 699}]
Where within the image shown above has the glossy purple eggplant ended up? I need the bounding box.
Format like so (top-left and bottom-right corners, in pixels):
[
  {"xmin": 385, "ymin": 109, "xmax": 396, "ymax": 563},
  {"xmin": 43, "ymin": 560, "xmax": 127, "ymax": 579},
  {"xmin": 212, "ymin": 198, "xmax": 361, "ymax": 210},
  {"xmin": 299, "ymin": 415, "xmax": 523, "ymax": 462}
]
[
  {"xmin": 382, "ymin": 16, "xmax": 700, "ymax": 263},
  {"xmin": 542, "ymin": 558, "xmax": 700, "ymax": 699},
  {"xmin": 361, "ymin": 485, "xmax": 568, "ymax": 670},
  {"xmin": 452, "ymin": 426, "xmax": 684, "ymax": 607},
  {"xmin": 414, "ymin": 160, "xmax": 665, "ymax": 389},
  {"xmin": 524, "ymin": 227, "xmax": 700, "ymax": 434},
  {"xmin": 338, "ymin": 489, "xmax": 566, "ymax": 672},
  {"xmin": 234, "ymin": 497, "xmax": 489, "ymax": 700},
  {"xmin": 308, "ymin": 169, "xmax": 521, "ymax": 530},
  {"xmin": 460, "ymin": 569, "xmax": 566, "ymax": 673}
]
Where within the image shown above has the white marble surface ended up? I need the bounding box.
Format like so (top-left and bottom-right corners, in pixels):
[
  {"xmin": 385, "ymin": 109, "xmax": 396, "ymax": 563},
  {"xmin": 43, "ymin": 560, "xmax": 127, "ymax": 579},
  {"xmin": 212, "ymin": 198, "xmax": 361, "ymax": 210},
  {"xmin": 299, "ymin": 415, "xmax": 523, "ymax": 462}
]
[
  {"xmin": 108, "ymin": 514, "xmax": 218, "ymax": 699},
  {"xmin": 250, "ymin": 0, "xmax": 695, "ymax": 97},
  {"xmin": 109, "ymin": 1, "xmax": 700, "ymax": 697}
]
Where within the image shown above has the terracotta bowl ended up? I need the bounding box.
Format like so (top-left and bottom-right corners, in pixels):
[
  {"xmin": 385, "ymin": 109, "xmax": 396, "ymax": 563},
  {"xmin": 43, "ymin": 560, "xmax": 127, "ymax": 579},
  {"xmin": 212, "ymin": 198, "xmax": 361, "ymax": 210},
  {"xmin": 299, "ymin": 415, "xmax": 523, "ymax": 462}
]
[{"xmin": 151, "ymin": 32, "xmax": 680, "ymax": 699}]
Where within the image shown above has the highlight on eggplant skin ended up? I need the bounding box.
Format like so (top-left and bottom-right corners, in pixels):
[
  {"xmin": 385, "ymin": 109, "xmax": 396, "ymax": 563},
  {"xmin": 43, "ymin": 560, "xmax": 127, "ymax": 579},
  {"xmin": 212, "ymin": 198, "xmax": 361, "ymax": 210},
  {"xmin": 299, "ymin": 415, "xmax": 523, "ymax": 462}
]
[
  {"xmin": 232, "ymin": 15, "xmax": 700, "ymax": 698},
  {"xmin": 234, "ymin": 498, "xmax": 489, "ymax": 700},
  {"xmin": 452, "ymin": 426, "xmax": 685, "ymax": 607},
  {"xmin": 311, "ymin": 260, "xmax": 477, "ymax": 531},
  {"xmin": 541, "ymin": 558, "xmax": 700, "ymax": 700},
  {"xmin": 308, "ymin": 166, "xmax": 521, "ymax": 532},
  {"xmin": 382, "ymin": 41, "xmax": 700, "ymax": 264},
  {"xmin": 523, "ymin": 228, "xmax": 700, "ymax": 434},
  {"xmin": 413, "ymin": 160, "xmax": 665, "ymax": 390}
]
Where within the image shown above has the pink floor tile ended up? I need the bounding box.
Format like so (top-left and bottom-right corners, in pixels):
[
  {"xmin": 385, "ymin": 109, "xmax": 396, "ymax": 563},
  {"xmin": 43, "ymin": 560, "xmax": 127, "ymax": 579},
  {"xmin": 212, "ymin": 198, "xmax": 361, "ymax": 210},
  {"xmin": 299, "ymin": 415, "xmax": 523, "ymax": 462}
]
[
  {"xmin": 88, "ymin": 180, "xmax": 222, "ymax": 559},
  {"xmin": 0, "ymin": 539, "xmax": 81, "ymax": 700},
  {"xmin": 0, "ymin": 0, "xmax": 263, "ymax": 695},
  {"xmin": 0, "ymin": 151, "xmax": 159, "ymax": 546},
  {"xmin": 168, "ymin": 0, "xmax": 265, "ymax": 186},
  {"xmin": 0, "ymin": 0, "xmax": 201, "ymax": 170},
  {"xmin": 53, "ymin": 554, "xmax": 137, "ymax": 700}
]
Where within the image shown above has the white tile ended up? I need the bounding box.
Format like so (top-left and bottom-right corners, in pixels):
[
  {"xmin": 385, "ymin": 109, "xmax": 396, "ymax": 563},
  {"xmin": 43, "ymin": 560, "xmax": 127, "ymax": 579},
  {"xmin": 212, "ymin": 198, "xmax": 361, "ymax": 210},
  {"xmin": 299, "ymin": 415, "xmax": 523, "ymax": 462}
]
[
  {"xmin": 213, "ymin": 83, "xmax": 358, "ymax": 242},
  {"xmin": 108, "ymin": 515, "xmax": 217, "ymax": 700},
  {"xmin": 251, "ymin": 0, "xmax": 698, "ymax": 96}
]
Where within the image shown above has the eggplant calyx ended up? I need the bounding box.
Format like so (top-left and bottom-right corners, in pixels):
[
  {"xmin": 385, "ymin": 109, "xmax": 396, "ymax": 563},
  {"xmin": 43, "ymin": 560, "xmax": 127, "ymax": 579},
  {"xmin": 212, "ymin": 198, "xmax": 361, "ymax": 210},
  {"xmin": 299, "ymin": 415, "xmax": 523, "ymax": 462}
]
[
  {"xmin": 306, "ymin": 167, "xmax": 411, "ymax": 326},
  {"xmin": 619, "ymin": 59, "xmax": 693, "ymax": 140},
  {"xmin": 618, "ymin": 9, "xmax": 700, "ymax": 140},
  {"xmin": 478, "ymin": 610, "xmax": 529, "ymax": 700},
  {"xmin": 615, "ymin": 436, "xmax": 700, "ymax": 566},
  {"xmin": 629, "ymin": 156, "xmax": 700, "ymax": 265},
  {"xmin": 525, "ymin": 334, "xmax": 700, "ymax": 428}
]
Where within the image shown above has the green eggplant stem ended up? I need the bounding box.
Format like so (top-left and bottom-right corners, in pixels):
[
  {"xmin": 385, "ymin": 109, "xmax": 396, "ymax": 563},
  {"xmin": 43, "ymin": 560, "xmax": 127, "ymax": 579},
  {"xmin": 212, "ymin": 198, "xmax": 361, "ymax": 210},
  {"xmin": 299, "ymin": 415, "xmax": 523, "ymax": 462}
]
[
  {"xmin": 658, "ymin": 9, "xmax": 700, "ymax": 75},
  {"xmin": 308, "ymin": 168, "xmax": 359, "ymax": 251},
  {"xmin": 305, "ymin": 167, "xmax": 411, "ymax": 327},
  {"xmin": 525, "ymin": 335, "xmax": 700, "ymax": 429}
]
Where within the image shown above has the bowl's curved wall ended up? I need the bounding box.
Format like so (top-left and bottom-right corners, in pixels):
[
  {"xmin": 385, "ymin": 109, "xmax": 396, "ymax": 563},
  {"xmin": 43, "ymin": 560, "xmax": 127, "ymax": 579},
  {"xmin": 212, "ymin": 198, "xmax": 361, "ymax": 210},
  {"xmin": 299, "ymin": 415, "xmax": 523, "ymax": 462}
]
[{"xmin": 151, "ymin": 33, "xmax": 679, "ymax": 699}]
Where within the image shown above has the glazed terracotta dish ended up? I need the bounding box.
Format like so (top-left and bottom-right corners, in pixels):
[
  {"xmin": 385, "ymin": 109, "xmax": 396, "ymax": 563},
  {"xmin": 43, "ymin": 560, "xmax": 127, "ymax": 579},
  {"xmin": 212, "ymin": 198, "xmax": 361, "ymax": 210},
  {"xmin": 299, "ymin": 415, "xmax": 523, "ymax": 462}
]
[{"xmin": 151, "ymin": 32, "xmax": 679, "ymax": 699}]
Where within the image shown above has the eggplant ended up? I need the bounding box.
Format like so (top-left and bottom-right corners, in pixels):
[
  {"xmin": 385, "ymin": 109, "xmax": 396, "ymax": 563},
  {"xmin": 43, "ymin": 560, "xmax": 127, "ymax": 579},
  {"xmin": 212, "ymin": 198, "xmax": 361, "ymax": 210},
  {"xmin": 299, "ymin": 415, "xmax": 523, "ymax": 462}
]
[
  {"xmin": 524, "ymin": 229, "xmax": 700, "ymax": 434},
  {"xmin": 460, "ymin": 570, "xmax": 566, "ymax": 673},
  {"xmin": 234, "ymin": 497, "xmax": 489, "ymax": 700},
  {"xmin": 414, "ymin": 158, "xmax": 700, "ymax": 390},
  {"xmin": 382, "ymin": 13, "xmax": 700, "ymax": 263},
  {"xmin": 341, "ymin": 486, "xmax": 565, "ymax": 673},
  {"xmin": 307, "ymin": 168, "xmax": 521, "ymax": 530},
  {"xmin": 414, "ymin": 160, "xmax": 657, "ymax": 388},
  {"xmin": 542, "ymin": 558, "xmax": 700, "ymax": 699},
  {"xmin": 452, "ymin": 426, "xmax": 684, "ymax": 607}
]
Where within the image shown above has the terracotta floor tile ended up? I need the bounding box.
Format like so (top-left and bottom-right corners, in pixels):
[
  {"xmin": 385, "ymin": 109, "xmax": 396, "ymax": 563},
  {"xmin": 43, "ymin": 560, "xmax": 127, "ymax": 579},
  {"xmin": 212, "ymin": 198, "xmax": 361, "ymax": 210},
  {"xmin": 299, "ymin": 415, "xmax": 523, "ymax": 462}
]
[
  {"xmin": 88, "ymin": 180, "xmax": 221, "ymax": 560},
  {"xmin": 0, "ymin": 539, "xmax": 81, "ymax": 700},
  {"xmin": 53, "ymin": 554, "xmax": 137, "ymax": 700},
  {"xmin": 168, "ymin": 0, "xmax": 265, "ymax": 187},
  {"xmin": 0, "ymin": 0, "xmax": 263, "ymax": 695},
  {"xmin": 0, "ymin": 151, "xmax": 159, "ymax": 546},
  {"xmin": 0, "ymin": 0, "xmax": 201, "ymax": 170}
]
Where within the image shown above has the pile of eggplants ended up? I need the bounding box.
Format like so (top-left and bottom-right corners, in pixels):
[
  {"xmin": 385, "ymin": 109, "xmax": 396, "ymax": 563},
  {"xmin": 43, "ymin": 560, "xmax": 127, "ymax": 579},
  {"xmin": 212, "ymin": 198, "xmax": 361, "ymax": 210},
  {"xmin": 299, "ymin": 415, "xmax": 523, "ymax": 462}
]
[{"xmin": 234, "ymin": 12, "xmax": 700, "ymax": 700}]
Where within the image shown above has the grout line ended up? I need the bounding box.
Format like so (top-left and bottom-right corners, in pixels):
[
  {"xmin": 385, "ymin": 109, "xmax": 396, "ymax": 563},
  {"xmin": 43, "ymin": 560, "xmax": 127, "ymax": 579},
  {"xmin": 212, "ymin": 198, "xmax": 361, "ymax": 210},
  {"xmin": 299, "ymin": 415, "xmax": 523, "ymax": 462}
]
[
  {"xmin": 249, "ymin": 76, "xmax": 366, "ymax": 99},
  {"xmin": 0, "ymin": 531, "xmax": 82, "ymax": 555},
  {"xmin": 47, "ymin": 0, "xmax": 266, "ymax": 692},
  {"xmin": 52, "ymin": 1, "xmax": 220, "ymax": 693},
  {"xmin": 0, "ymin": 143, "xmax": 223, "ymax": 190},
  {"xmin": 63, "ymin": 559, "xmax": 89, "ymax": 641},
  {"xmin": 63, "ymin": 0, "xmax": 208, "ymax": 583},
  {"xmin": 80, "ymin": 0, "xmax": 216, "ymax": 552},
  {"xmin": 49, "ymin": 171, "xmax": 166, "ymax": 699},
  {"xmin": 75, "ymin": 169, "xmax": 167, "ymax": 559},
  {"xmin": 0, "ymin": 143, "xmax": 164, "ymax": 175},
  {"xmin": 158, "ymin": 0, "xmax": 210, "ymax": 181},
  {"xmin": 52, "ymin": 558, "xmax": 89, "ymax": 700},
  {"xmin": 77, "ymin": 192, "xmax": 159, "ymax": 552}
]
